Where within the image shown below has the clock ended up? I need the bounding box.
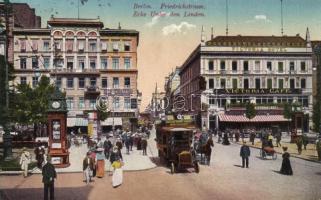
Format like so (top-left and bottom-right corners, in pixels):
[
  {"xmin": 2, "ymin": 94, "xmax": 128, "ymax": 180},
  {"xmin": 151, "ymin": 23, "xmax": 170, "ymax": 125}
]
[{"xmin": 52, "ymin": 101, "xmax": 61, "ymax": 109}]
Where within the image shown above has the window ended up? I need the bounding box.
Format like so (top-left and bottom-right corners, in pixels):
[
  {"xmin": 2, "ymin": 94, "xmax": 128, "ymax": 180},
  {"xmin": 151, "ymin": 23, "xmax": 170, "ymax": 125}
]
[
  {"xmin": 113, "ymin": 42, "xmax": 119, "ymax": 51},
  {"xmin": 267, "ymin": 78, "xmax": 272, "ymax": 89},
  {"xmin": 56, "ymin": 77, "xmax": 62, "ymax": 88},
  {"xmin": 124, "ymin": 77, "xmax": 130, "ymax": 88},
  {"xmin": 267, "ymin": 61, "xmax": 272, "ymax": 71},
  {"xmin": 67, "ymin": 58, "xmax": 73, "ymax": 70},
  {"xmin": 20, "ymin": 40, "xmax": 26, "ymax": 52},
  {"xmin": 20, "ymin": 77, "xmax": 27, "ymax": 85},
  {"xmin": 43, "ymin": 57, "xmax": 50, "ymax": 69},
  {"xmin": 78, "ymin": 58, "xmax": 85, "ymax": 70},
  {"xmin": 32, "ymin": 57, "xmax": 38, "ymax": 69},
  {"xmin": 208, "ymin": 78, "xmax": 214, "ymax": 89},
  {"xmin": 78, "ymin": 77, "xmax": 85, "ymax": 88},
  {"xmin": 101, "ymin": 58, "xmax": 108, "ymax": 69},
  {"xmin": 255, "ymin": 78, "xmax": 261, "ymax": 89},
  {"xmin": 31, "ymin": 40, "xmax": 38, "ymax": 52},
  {"xmin": 255, "ymin": 61, "xmax": 260, "ymax": 71},
  {"xmin": 78, "ymin": 97, "xmax": 84, "ymax": 109},
  {"xmin": 278, "ymin": 62, "xmax": 284, "ymax": 73},
  {"xmin": 220, "ymin": 78, "xmax": 226, "ymax": 89},
  {"xmin": 67, "ymin": 77, "xmax": 74, "ymax": 88},
  {"xmin": 208, "ymin": 60, "xmax": 214, "ymax": 71},
  {"xmin": 244, "ymin": 78, "xmax": 249, "ymax": 89},
  {"xmin": 90, "ymin": 77, "xmax": 96, "ymax": 87},
  {"xmin": 232, "ymin": 79, "xmax": 238, "ymax": 89},
  {"xmin": 89, "ymin": 41, "xmax": 97, "ymax": 52},
  {"xmin": 290, "ymin": 79, "xmax": 295, "ymax": 89},
  {"xmin": 300, "ymin": 61, "xmax": 306, "ymax": 72},
  {"xmin": 54, "ymin": 40, "xmax": 62, "ymax": 50},
  {"xmin": 290, "ymin": 62, "xmax": 295, "ymax": 71},
  {"xmin": 220, "ymin": 60, "xmax": 225, "ymax": 70},
  {"xmin": 124, "ymin": 58, "xmax": 131, "ymax": 69},
  {"xmin": 113, "ymin": 97, "xmax": 120, "ymax": 109},
  {"xmin": 232, "ymin": 61, "xmax": 237, "ymax": 71},
  {"xmin": 90, "ymin": 99, "xmax": 96, "ymax": 109},
  {"xmin": 301, "ymin": 78, "xmax": 306, "ymax": 89},
  {"xmin": 243, "ymin": 61, "xmax": 249, "ymax": 71},
  {"xmin": 113, "ymin": 77, "xmax": 119, "ymax": 88},
  {"xmin": 67, "ymin": 97, "xmax": 74, "ymax": 110},
  {"xmin": 278, "ymin": 79, "xmax": 284, "ymax": 89},
  {"xmin": 101, "ymin": 77, "xmax": 108, "ymax": 88},
  {"xmin": 43, "ymin": 41, "xmax": 50, "ymax": 51},
  {"xmin": 66, "ymin": 40, "xmax": 73, "ymax": 52},
  {"xmin": 32, "ymin": 77, "xmax": 38, "ymax": 87},
  {"xmin": 124, "ymin": 97, "xmax": 131, "ymax": 109},
  {"xmin": 101, "ymin": 41, "xmax": 107, "ymax": 51},
  {"xmin": 90, "ymin": 59, "xmax": 96, "ymax": 69},
  {"xmin": 112, "ymin": 58, "xmax": 119, "ymax": 69},
  {"xmin": 78, "ymin": 40, "xmax": 85, "ymax": 51},
  {"xmin": 20, "ymin": 58, "xmax": 27, "ymax": 69},
  {"xmin": 209, "ymin": 97, "xmax": 216, "ymax": 105},
  {"xmin": 124, "ymin": 43, "xmax": 130, "ymax": 51}
]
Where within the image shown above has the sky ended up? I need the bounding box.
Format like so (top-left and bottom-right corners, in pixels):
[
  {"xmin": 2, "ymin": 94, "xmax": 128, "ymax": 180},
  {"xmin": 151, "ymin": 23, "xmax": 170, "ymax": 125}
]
[{"xmin": 8, "ymin": 0, "xmax": 321, "ymax": 109}]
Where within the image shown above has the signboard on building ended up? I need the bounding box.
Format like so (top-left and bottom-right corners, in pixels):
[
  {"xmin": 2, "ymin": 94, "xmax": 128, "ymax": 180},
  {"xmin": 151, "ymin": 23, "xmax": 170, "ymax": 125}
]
[
  {"xmin": 213, "ymin": 88, "xmax": 302, "ymax": 95},
  {"xmin": 104, "ymin": 89, "xmax": 133, "ymax": 96}
]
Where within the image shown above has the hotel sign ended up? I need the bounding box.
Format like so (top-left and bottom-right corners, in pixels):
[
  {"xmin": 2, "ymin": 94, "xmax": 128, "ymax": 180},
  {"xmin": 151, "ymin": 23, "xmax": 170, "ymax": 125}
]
[
  {"xmin": 214, "ymin": 88, "xmax": 302, "ymax": 95},
  {"xmin": 104, "ymin": 89, "xmax": 133, "ymax": 96},
  {"xmin": 231, "ymin": 47, "xmax": 287, "ymax": 52}
]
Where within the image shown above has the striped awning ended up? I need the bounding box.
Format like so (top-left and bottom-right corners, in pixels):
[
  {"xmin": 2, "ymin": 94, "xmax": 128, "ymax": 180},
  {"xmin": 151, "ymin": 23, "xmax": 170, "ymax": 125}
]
[{"xmin": 219, "ymin": 114, "xmax": 289, "ymax": 123}]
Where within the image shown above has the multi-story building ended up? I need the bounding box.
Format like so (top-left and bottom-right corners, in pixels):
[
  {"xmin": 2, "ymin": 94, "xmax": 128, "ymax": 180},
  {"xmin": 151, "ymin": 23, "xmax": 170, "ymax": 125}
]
[
  {"xmin": 12, "ymin": 17, "xmax": 140, "ymax": 132},
  {"xmin": 164, "ymin": 67, "xmax": 180, "ymax": 113},
  {"xmin": 179, "ymin": 30, "xmax": 313, "ymax": 133}
]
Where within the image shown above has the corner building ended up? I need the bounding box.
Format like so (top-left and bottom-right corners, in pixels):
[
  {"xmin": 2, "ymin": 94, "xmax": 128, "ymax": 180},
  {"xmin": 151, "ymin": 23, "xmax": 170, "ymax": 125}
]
[
  {"xmin": 12, "ymin": 17, "xmax": 140, "ymax": 132},
  {"xmin": 179, "ymin": 33, "xmax": 313, "ymax": 133}
]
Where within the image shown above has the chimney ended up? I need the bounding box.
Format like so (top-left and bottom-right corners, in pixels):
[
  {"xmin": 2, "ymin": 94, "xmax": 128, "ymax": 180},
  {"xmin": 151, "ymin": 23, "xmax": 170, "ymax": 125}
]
[{"xmin": 118, "ymin": 22, "xmax": 121, "ymax": 30}]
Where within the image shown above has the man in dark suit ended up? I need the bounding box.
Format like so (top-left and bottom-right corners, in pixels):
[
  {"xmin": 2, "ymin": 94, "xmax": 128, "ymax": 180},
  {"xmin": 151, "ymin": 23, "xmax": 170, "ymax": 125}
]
[
  {"xmin": 240, "ymin": 141, "xmax": 251, "ymax": 168},
  {"xmin": 42, "ymin": 156, "xmax": 57, "ymax": 200}
]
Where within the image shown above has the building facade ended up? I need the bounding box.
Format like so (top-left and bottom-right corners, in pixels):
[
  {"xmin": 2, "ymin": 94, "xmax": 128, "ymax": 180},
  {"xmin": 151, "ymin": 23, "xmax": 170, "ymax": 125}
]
[
  {"xmin": 12, "ymin": 17, "xmax": 140, "ymax": 133},
  {"xmin": 164, "ymin": 67, "xmax": 180, "ymax": 113},
  {"xmin": 179, "ymin": 32, "xmax": 313, "ymax": 132}
]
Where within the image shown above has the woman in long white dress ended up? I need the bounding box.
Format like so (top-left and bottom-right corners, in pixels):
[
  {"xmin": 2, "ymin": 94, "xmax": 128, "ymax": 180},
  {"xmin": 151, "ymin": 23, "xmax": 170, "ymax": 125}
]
[
  {"xmin": 20, "ymin": 147, "xmax": 31, "ymax": 177},
  {"xmin": 111, "ymin": 156, "xmax": 123, "ymax": 188}
]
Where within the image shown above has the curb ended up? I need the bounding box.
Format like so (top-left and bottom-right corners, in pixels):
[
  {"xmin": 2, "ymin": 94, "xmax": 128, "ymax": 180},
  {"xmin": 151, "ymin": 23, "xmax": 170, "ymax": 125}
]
[{"xmin": 235, "ymin": 142, "xmax": 321, "ymax": 164}]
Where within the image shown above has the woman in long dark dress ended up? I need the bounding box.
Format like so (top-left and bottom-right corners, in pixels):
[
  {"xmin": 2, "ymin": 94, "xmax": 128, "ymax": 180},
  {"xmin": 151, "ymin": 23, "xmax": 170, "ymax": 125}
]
[{"xmin": 280, "ymin": 146, "xmax": 293, "ymax": 175}]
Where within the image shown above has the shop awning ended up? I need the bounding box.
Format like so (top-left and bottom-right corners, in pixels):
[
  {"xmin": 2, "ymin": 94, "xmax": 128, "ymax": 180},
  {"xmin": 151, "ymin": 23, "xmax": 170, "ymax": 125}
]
[
  {"xmin": 218, "ymin": 114, "xmax": 289, "ymax": 123},
  {"xmin": 75, "ymin": 118, "xmax": 88, "ymax": 126},
  {"xmin": 101, "ymin": 117, "xmax": 122, "ymax": 126},
  {"xmin": 67, "ymin": 118, "xmax": 76, "ymax": 127}
]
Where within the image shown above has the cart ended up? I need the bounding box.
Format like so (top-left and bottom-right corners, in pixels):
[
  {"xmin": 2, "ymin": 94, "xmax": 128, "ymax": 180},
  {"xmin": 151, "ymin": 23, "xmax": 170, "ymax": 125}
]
[{"xmin": 260, "ymin": 146, "xmax": 277, "ymax": 160}]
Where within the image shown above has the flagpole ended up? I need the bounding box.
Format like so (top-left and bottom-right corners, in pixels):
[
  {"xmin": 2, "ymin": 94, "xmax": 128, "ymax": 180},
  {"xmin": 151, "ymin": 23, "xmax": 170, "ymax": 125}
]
[{"xmin": 78, "ymin": 0, "xmax": 80, "ymax": 19}]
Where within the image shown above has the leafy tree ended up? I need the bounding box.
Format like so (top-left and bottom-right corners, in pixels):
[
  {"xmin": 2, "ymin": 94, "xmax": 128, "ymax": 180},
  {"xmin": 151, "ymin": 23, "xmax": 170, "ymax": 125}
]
[
  {"xmin": 283, "ymin": 102, "xmax": 293, "ymax": 134},
  {"xmin": 313, "ymin": 101, "xmax": 321, "ymax": 133},
  {"xmin": 245, "ymin": 103, "xmax": 256, "ymax": 119}
]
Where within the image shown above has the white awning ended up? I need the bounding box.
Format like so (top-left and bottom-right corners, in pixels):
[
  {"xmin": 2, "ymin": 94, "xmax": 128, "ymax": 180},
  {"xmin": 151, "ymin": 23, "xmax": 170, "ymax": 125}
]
[
  {"xmin": 75, "ymin": 118, "xmax": 88, "ymax": 126},
  {"xmin": 67, "ymin": 118, "xmax": 76, "ymax": 127},
  {"xmin": 101, "ymin": 117, "xmax": 122, "ymax": 126}
]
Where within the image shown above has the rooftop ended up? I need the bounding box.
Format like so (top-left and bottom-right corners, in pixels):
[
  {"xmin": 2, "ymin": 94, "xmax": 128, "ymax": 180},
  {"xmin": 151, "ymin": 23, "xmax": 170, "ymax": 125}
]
[{"xmin": 47, "ymin": 17, "xmax": 104, "ymax": 28}]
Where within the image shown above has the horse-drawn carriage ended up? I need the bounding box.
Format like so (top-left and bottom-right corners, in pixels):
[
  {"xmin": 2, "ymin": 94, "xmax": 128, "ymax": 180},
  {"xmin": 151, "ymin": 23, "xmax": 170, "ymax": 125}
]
[{"xmin": 156, "ymin": 116, "xmax": 199, "ymax": 174}]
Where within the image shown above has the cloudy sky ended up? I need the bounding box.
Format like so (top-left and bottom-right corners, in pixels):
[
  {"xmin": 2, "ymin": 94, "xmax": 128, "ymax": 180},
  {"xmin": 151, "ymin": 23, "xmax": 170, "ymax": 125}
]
[{"xmin": 11, "ymin": 0, "xmax": 321, "ymax": 109}]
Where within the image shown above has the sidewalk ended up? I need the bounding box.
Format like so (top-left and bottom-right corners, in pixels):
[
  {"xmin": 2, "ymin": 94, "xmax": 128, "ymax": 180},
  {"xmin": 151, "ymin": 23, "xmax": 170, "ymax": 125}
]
[
  {"xmin": 236, "ymin": 137, "xmax": 320, "ymax": 162},
  {"xmin": 0, "ymin": 129, "xmax": 159, "ymax": 175}
]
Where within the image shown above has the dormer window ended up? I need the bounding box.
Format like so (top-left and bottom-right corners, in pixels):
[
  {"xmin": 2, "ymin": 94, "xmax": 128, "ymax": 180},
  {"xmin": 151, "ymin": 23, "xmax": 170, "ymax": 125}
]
[
  {"xmin": 124, "ymin": 42, "xmax": 130, "ymax": 51},
  {"xmin": 113, "ymin": 42, "xmax": 119, "ymax": 51},
  {"xmin": 101, "ymin": 42, "xmax": 107, "ymax": 51}
]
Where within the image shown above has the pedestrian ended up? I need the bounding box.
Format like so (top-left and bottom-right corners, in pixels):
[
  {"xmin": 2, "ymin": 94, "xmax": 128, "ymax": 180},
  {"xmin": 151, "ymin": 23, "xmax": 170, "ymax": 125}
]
[
  {"xmin": 275, "ymin": 132, "xmax": 282, "ymax": 147},
  {"xmin": 35, "ymin": 143, "xmax": 45, "ymax": 169},
  {"xmin": 110, "ymin": 146, "xmax": 123, "ymax": 165},
  {"xmin": 42, "ymin": 156, "xmax": 57, "ymax": 200},
  {"xmin": 240, "ymin": 141, "xmax": 251, "ymax": 168},
  {"xmin": 97, "ymin": 137, "xmax": 103, "ymax": 148},
  {"xmin": 296, "ymin": 136, "xmax": 303, "ymax": 155},
  {"xmin": 235, "ymin": 130, "xmax": 240, "ymax": 142},
  {"xmin": 83, "ymin": 152, "xmax": 94, "ymax": 184},
  {"xmin": 302, "ymin": 134, "xmax": 308, "ymax": 150},
  {"xmin": 222, "ymin": 132, "xmax": 230, "ymax": 145},
  {"xmin": 104, "ymin": 137, "xmax": 112, "ymax": 159},
  {"xmin": 267, "ymin": 133, "xmax": 274, "ymax": 148},
  {"xmin": 316, "ymin": 138, "xmax": 321, "ymax": 161},
  {"xmin": 90, "ymin": 150, "xmax": 97, "ymax": 177},
  {"xmin": 111, "ymin": 156, "xmax": 124, "ymax": 188},
  {"xmin": 218, "ymin": 131, "xmax": 222, "ymax": 143},
  {"xmin": 20, "ymin": 147, "xmax": 31, "ymax": 178},
  {"xmin": 116, "ymin": 138, "xmax": 123, "ymax": 151},
  {"xmin": 141, "ymin": 138, "xmax": 148, "ymax": 156},
  {"xmin": 249, "ymin": 131, "xmax": 256, "ymax": 145},
  {"xmin": 95, "ymin": 147, "xmax": 105, "ymax": 178},
  {"xmin": 125, "ymin": 135, "xmax": 130, "ymax": 154},
  {"xmin": 129, "ymin": 133, "xmax": 134, "ymax": 151},
  {"xmin": 280, "ymin": 146, "xmax": 293, "ymax": 175}
]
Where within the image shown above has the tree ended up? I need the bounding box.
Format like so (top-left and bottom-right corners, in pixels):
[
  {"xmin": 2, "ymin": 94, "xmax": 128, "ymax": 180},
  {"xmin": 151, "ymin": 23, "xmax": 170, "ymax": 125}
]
[
  {"xmin": 12, "ymin": 76, "xmax": 56, "ymax": 137},
  {"xmin": 245, "ymin": 103, "xmax": 256, "ymax": 119},
  {"xmin": 283, "ymin": 102, "xmax": 293, "ymax": 134},
  {"xmin": 312, "ymin": 101, "xmax": 321, "ymax": 133}
]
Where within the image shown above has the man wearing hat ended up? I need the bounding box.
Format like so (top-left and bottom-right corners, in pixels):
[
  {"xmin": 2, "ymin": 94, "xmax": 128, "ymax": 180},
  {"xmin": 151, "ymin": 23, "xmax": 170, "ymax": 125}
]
[
  {"xmin": 20, "ymin": 147, "xmax": 31, "ymax": 178},
  {"xmin": 42, "ymin": 156, "xmax": 57, "ymax": 200},
  {"xmin": 83, "ymin": 152, "xmax": 94, "ymax": 184}
]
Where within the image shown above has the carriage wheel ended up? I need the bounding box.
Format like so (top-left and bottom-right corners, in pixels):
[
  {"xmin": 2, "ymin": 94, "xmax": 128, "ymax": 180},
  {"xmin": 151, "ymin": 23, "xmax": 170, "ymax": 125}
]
[
  {"xmin": 194, "ymin": 162, "xmax": 200, "ymax": 173},
  {"xmin": 170, "ymin": 162, "xmax": 175, "ymax": 174},
  {"xmin": 272, "ymin": 153, "xmax": 277, "ymax": 160}
]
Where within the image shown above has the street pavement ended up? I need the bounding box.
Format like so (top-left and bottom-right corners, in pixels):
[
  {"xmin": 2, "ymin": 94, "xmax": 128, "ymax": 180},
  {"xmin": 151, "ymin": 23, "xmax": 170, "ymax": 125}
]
[{"xmin": 1, "ymin": 128, "xmax": 321, "ymax": 200}]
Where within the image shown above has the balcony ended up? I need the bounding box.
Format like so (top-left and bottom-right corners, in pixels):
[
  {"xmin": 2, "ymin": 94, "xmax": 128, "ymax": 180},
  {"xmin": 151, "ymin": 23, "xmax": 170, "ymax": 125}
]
[{"xmin": 84, "ymin": 86, "xmax": 100, "ymax": 97}]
